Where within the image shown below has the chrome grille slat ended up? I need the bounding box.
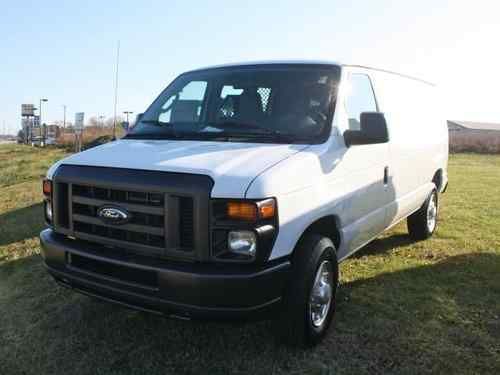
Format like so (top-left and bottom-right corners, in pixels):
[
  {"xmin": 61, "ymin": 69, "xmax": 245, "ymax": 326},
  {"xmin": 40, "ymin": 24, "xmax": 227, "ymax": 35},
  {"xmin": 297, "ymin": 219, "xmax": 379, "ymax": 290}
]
[
  {"xmin": 70, "ymin": 183, "xmax": 166, "ymax": 252},
  {"xmin": 73, "ymin": 231, "xmax": 165, "ymax": 255},
  {"xmin": 72, "ymin": 196, "xmax": 163, "ymax": 215},
  {"xmin": 72, "ymin": 214, "xmax": 164, "ymax": 236}
]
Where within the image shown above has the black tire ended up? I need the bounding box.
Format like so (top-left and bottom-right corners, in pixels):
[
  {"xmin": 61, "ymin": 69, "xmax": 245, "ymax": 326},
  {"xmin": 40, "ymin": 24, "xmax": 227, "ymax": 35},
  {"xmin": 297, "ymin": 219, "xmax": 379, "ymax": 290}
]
[
  {"xmin": 407, "ymin": 188, "xmax": 439, "ymax": 241},
  {"xmin": 275, "ymin": 234, "xmax": 338, "ymax": 347}
]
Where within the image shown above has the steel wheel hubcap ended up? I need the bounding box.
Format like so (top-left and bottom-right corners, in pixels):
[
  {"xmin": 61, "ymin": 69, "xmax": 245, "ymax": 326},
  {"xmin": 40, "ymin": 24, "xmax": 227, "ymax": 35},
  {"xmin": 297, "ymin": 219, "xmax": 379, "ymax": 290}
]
[
  {"xmin": 309, "ymin": 260, "xmax": 333, "ymax": 328},
  {"xmin": 427, "ymin": 193, "xmax": 437, "ymax": 232}
]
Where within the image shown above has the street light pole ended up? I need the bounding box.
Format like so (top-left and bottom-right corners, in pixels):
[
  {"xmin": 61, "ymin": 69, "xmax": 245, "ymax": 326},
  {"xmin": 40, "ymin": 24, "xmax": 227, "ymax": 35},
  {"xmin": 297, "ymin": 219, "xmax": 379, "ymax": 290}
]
[
  {"xmin": 39, "ymin": 98, "xmax": 48, "ymax": 146},
  {"xmin": 123, "ymin": 111, "xmax": 133, "ymax": 123}
]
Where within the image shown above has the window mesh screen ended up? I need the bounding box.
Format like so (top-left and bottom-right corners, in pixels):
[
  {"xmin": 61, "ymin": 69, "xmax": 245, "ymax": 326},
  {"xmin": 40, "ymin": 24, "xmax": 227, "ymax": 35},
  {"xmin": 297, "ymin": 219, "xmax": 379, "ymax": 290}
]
[{"xmin": 257, "ymin": 87, "xmax": 272, "ymax": 112}]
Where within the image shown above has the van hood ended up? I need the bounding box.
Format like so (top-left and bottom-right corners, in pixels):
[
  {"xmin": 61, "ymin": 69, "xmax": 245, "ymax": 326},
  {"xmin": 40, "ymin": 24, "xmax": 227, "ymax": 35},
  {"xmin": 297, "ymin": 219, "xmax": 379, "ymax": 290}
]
[{"xmin": 48, "ymin": 139, "xmax": 309, "ymax": 198}]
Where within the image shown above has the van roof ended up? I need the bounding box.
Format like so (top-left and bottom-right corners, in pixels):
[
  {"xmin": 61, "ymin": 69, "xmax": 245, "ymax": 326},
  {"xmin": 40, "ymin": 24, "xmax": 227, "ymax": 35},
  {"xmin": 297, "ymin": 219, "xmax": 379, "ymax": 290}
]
[
  {"xmin": 186, "ymin": 60, "xmax": 434, "ymax": 86},
  {"xmin": 187, "ymin": 60, "xmax": 342, "ymax": 72}
]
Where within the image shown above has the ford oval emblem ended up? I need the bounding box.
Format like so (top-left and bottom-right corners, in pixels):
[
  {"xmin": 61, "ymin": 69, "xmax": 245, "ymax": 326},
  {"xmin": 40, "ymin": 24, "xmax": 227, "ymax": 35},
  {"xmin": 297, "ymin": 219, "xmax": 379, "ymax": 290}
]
[{"xmin": 97, "ymin": 205, "xmax": 131, "ymax": 225}]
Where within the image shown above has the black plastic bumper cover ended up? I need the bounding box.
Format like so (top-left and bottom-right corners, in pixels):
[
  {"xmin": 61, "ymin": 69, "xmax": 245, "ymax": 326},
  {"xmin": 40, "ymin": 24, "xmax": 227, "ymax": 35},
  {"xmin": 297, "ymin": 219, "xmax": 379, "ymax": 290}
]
[{"xmin": 39, "ymin": 229, "xmax": 290, "ymax": 320}]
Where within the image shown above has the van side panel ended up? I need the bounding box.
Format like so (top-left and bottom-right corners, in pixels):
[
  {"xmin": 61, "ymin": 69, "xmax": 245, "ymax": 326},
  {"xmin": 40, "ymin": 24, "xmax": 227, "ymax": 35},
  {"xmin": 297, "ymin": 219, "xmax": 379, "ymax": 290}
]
[{"xmin": 369, "ymin": 70, "xmax": 448, "ymax": 227}]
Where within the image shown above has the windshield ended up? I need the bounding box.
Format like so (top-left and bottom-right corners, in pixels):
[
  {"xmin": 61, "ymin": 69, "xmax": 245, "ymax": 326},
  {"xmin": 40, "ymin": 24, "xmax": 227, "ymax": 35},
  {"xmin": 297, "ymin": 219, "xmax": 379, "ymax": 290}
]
[{"xmin": 128, "ymin": 64, "xmax": 340, "ymax": 144}]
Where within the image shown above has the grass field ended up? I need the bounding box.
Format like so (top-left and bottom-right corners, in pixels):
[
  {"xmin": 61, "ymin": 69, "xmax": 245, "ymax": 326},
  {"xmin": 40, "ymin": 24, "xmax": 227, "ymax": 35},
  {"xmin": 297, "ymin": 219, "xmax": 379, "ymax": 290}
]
[{"xmin": 1, "ymin": 143, "xmax": 499, "ymax": 374}]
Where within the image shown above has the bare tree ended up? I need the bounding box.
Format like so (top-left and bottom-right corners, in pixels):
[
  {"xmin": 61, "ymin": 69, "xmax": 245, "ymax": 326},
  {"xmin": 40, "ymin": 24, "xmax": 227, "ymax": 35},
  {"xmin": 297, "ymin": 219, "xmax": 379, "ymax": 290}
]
[
  {"xmin": 87, "ymin": 117, "xmax": 100, "ymax": 128},
  {"xmin": 105, "ymin": 116, "xmax": 124, "ymax": 128},
  {"xmin": 17, "ymin": 129, "xmax": 26, "ymax": 143}
]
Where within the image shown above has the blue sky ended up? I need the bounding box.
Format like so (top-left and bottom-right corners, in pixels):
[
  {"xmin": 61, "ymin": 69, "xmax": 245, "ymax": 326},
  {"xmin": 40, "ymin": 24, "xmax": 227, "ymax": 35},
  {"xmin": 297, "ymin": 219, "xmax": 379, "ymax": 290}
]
[{"xmin": 1, "ymin": 0, "xmax": 499, "ymax": 134}]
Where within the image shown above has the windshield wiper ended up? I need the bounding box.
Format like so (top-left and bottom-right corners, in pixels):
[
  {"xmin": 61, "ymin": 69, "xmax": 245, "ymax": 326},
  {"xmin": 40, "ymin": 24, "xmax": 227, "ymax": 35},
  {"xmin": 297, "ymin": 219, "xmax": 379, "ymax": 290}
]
[
  {"xmin": 201, "ymin": 131, "xmax": 297, "ymax": 143},
  {"xmin": 139, "ymin": 119, "xmax": 173, "ymax": 126},
  {"xmin": 124, "ymin": 129, "xmax": 194, "ymax": 140},
  {"xmin": 123, "ymin": 133, "xmax": 175, "ymax": 140},
  {"xmin": 206, "ymin": 121, "xmax": 294, "ymax": 141},
  {"xmin": 125, "ymin": 121, "xmax": 298, "ymax": 142}
]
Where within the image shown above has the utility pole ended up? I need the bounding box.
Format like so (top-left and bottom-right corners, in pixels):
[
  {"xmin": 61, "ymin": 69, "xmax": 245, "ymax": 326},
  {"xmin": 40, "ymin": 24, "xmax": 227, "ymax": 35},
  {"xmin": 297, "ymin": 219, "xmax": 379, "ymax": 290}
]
[
  {"xmin": 63, "ymin": 105, "xmax": 67, "ymax": 131},
  {"xmin": 112, "ymin": 40, "xmax": 120, "ymax": 140},
  {"xmin": 39, "ymin": 98, "xmax": 48, "ymax": 146}
]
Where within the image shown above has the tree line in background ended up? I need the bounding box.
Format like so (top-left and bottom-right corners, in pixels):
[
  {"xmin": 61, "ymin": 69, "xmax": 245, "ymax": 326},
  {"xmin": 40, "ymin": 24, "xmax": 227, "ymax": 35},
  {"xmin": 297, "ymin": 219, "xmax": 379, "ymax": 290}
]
[
  {"xmin": 17, "ymin": 115, "xmax": 129, "ymax": 150},
  {"xmin": 49, "ymin": 115, "xmax": 127, "ymax": 130},
  {"xmin": 449, "ymin": 131, "xmax": 500, "ymax": 154}
]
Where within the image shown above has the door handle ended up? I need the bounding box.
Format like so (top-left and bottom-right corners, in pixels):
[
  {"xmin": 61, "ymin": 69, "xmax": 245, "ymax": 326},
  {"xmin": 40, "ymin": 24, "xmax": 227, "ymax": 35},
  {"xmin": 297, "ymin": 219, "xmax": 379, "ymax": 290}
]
[{"xmin": 384, "ymin": 166, "xmax": 389, "ymax": 185}]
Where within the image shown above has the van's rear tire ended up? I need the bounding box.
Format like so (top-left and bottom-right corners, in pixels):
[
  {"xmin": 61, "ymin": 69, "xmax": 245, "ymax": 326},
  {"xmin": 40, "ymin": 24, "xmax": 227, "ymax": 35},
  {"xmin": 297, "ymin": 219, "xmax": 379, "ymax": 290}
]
[
  {"xmin": 275, "ymin": 234, "xmax": 338, "ymax": 347},
  {"xmin": 407, "ymin": 188, "xmax": 438, "ymax": 240}
]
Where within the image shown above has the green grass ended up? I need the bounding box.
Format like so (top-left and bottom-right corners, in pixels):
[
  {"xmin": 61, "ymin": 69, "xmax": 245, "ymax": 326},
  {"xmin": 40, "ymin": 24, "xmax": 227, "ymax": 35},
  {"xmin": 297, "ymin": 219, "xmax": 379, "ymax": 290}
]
[
  {"xmin": 0, "ymin": 144, "xmax": 67, "ymax": 188},
  {"xmin": 1, "ymin": 145, "xmax": 499, "ymax": 374}
]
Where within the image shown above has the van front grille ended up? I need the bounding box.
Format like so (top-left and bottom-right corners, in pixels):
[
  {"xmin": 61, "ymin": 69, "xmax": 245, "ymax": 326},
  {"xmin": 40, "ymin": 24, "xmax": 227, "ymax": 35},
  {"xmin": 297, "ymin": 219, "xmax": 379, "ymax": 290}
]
[
  {"xmin": 70, "ymin": 184, "xmax": 167, "ymax": 252},
  {"xmin": 51, "ymin": 165, "xmax": 212, "ymax": 261}
]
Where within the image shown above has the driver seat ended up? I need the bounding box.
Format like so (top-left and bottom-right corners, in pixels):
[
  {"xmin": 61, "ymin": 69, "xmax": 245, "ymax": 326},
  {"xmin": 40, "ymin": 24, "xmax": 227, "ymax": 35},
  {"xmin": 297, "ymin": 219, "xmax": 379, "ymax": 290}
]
[{"xmin": 234, "ymin": 90, "xmax": 264, "ymax": 124}]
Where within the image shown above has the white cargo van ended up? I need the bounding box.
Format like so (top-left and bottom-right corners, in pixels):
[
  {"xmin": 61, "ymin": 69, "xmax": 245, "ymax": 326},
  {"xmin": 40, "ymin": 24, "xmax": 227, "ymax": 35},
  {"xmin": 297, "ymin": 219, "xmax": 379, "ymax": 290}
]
[{"xmin": 40, "ymin": 61, "xmax": 448, "ymax": 346}]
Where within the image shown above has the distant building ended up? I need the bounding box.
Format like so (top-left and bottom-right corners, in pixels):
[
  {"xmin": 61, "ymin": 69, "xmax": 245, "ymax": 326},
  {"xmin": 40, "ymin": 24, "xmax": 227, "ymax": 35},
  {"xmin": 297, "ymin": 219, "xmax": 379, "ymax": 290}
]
[
  {"xmin": 46, "ymin": 124, "xmax": 61, "ymax": 141},
  {"xmin": 30, "ymin": 124, "xmax": 61, "ymax": 146},
  {"xmin": 448, "ymin": 120, "xmax": 500, "ymax": 132}
]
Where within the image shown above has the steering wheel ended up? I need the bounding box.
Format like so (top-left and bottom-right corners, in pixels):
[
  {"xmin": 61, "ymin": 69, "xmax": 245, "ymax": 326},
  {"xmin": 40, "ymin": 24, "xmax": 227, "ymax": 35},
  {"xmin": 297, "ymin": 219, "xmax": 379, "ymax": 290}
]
[{"xmin": 307, "ymin": 108, "xmax": 327, "ymax": 126}]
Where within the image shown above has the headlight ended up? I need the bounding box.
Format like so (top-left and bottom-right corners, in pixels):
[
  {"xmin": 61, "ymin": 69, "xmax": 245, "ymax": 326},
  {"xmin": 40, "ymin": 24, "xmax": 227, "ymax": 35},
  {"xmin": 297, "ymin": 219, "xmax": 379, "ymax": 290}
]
[
  {"xmin": 228, "ymin": 230, "xmax": 257, "ymax": 257},
  {"xmin": 211, "ymin": 198, "xmax": 278, "ymax": 263}
]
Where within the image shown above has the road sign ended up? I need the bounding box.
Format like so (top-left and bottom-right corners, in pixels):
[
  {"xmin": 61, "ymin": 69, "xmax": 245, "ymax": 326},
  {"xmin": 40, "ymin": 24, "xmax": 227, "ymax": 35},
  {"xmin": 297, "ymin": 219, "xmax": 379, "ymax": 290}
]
[
  {"xmin": 21, "ymin": 104, "xmax": 35, "ymax": 116},
  {"xmin": 74, "ymin": 112, "xmax": 85, "ymax": 133}
]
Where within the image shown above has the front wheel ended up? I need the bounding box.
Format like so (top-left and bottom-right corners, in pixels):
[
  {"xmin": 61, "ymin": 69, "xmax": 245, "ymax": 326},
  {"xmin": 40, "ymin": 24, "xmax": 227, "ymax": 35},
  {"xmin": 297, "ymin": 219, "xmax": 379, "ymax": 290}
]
[
  {"xmin": 275, "ymin": 234, "xmax": 338, "ymax": 347},
  {"xmin": 407, "ymin": 188, "xmax": 439, "ymax": 240}
]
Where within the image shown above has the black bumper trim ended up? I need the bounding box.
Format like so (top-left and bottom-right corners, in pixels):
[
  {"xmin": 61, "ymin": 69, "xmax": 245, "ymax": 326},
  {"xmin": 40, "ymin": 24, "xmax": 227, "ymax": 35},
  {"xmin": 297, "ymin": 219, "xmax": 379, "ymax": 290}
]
[
  {"xmin": 40, "ymin": 229, "xmax": 290, "ymax": 320},
  {"xmin": 49, "ymin": 265, "xmax": 282, "ymax": 318}
]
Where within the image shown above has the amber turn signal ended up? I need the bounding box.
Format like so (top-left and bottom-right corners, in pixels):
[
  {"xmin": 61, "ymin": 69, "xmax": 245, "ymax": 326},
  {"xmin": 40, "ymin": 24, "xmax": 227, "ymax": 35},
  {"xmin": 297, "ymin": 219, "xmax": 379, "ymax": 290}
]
[
  {"xmin": 43, "ymin": 179, "xmax": 52, "ymax": 196},
  {"xmin": 258, "ymin": 199, "xmax": 276, "ymax": 219},
  {"xmin": 226, "ymin": 199, "xmax": 276, "ymax": 221},
  {"xmin": 227, "ymin": 202, "xmax": 258, "ymax": 221}
]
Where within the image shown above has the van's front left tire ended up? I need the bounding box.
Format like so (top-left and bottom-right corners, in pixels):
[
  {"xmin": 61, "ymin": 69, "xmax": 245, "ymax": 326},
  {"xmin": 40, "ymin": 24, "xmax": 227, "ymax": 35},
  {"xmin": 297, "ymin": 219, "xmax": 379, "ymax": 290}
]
[
  {"xmin": 275, "ymin": 234, "xmax": 338, "ymax": 347},
  {"xmin": 407, "ymin": 188, "xmax": 439, "ymax": 240}
]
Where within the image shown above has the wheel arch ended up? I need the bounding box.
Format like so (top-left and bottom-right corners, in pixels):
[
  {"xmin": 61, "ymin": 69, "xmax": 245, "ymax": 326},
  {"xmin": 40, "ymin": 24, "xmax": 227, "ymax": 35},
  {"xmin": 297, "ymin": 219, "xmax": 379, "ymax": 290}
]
[
  {"xmin": 432, "ymin": 169, "xmax": 444, "ymax": 191},
  {"xmin": 294, "ymin": 215, "xmax": 342, "ymax": 255}
]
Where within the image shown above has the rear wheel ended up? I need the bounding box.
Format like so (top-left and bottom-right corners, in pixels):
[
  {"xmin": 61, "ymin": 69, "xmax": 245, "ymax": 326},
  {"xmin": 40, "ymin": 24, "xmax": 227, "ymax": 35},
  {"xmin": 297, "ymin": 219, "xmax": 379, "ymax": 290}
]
[
  {"xmin": 407, "ymin": 188, "xmax": 438, "ymax": 240},
  {"xmin": 276, "ymin": 234, "xmax": 338, "ymax": 347}
]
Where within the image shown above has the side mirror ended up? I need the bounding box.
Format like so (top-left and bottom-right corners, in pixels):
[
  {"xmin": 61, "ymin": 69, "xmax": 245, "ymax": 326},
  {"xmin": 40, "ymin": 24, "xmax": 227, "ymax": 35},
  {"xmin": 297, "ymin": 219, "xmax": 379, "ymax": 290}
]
[
  {"xmin": 344, "ymin": 112, "xmax": 389, "ymax": 147},
  {"xmin": 135, "ymin": 113, "xmax": 144, "ymax": 124}
]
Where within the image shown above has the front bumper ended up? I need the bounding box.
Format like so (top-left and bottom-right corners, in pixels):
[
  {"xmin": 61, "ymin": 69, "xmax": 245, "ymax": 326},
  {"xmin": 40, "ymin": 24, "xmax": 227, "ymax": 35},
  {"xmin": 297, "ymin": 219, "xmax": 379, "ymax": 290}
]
[{"xmin": 40, "ymin": 229, "xmax": 290, "ymax": 320}]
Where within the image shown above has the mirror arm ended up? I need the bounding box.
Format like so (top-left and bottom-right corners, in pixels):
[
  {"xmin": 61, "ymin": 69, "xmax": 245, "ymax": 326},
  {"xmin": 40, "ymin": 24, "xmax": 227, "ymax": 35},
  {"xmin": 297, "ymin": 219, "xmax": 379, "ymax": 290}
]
[{"xmin": 343, "ymin": 130, "xmax": 361, "ymax": 147}]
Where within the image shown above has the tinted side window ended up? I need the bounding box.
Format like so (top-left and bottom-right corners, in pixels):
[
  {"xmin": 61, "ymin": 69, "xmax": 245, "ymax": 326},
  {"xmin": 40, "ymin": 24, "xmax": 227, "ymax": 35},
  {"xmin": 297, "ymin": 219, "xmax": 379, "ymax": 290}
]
[{"xmin": 346, "ymin": 74, "xmax": 377, "ymax": 130}]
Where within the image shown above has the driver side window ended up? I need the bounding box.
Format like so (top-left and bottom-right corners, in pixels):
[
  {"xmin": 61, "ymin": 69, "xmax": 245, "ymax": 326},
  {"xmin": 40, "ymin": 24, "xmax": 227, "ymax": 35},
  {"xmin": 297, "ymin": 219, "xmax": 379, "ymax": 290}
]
[{"xmin": 345, "ymin": 74, "xmax": 377, "ymax": 130}]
